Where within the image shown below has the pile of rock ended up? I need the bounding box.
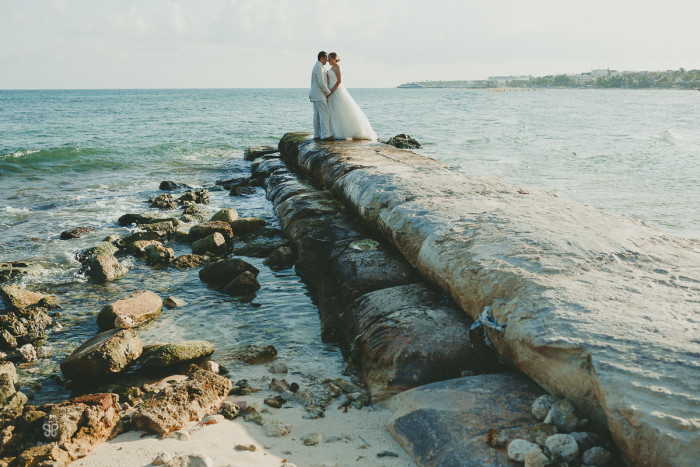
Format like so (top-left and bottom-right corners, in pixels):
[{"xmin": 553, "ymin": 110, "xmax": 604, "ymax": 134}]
[
  {"xmin": 0, "ymin": 284, "xmax": 57, "ymax": 352},
  {"xmin": 503, "ymin": 395, "xmax": 616, "ymax": 467},
  {"xmin": 383, "ymin": 133, "xmax": 422, "ymax": 149}
]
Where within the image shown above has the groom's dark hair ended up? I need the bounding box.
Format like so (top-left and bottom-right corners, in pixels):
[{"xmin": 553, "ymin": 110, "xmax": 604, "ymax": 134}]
[{"xmin": 317, "ymin": 51, "xmax": 327, "ymax": 60}]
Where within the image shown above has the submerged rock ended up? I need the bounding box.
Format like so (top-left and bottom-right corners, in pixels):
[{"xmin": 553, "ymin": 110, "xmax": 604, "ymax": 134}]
[
  {"xmin": 234, "ymin": 237, "xmax": 290, "ymax": 258},
  {"xmin": 60, "ymin": 226, "xmax": 94, "ymax": 240},
  {"xmin": 60, "ymin": 329, "xmax": 143, "ymax": 380},
  {"xmin": 145, "ymin": 243, "xmax": 175, "ymax": 265},
  {"xmin": 126, "ymin": 239, "xmax": 163, "ymax": 257},
  {"xmin": 164, "ymin": 296, "xmax": 185, "ymax": 308},
  {"xmin": 159, "ymin": 180, "xmax": 190, "ymax": 191},
  {"xmin": 230, "ymin": 344, "xmax": 277, "ymax": 364},
  {"xmin": 178, "ymin": 189, "xmax": 210, "ymax": 205},
  {"xmin": 97, "ymin": 290, "xmax": 163, "ymax": 331},
  {"xmin": 0, "ymin": 261, "xmax": 44, "ymax": 283},
  {"xmin": 0, "ymin": 284, "xmax": 56, "ymax": 311},
  {"xmin": 138, "ymin": 341, "xmax": 215, "ymax": 368},
  {"xmin": 131, "ymin": 366, "xmax": 232, "ymax": 435},
  {"xmin": 263, "ymin": 246, "xmax": 296, "ymax": 269},
  {"xmin": 78, "ymin": 242, "xmax": 127, "ymax": 283}
]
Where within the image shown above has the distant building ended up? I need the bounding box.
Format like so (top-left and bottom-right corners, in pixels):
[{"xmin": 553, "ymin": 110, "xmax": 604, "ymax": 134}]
[
  {"xmin": 488, "ymin": 75, "xmax": 531, "ymax": 87},
  {"xmin": 570, "ymin": 74, "xmax": 595, "ymax": 85}
]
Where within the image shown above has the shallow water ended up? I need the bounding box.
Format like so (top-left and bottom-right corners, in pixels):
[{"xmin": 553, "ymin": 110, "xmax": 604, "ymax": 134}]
[{"xmin": 0, "ymin": 88, "xmax": 698, "ymax": 403}]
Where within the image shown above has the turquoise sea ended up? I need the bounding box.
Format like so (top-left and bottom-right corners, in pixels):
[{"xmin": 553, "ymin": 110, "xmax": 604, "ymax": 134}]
[{"xmin": 1, "ymin": 88, "xmax": 699, "ymax": 403}]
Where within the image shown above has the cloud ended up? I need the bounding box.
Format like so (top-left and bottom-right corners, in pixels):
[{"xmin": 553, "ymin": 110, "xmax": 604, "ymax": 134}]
[{"xmin": 165, "ymin": 1, "xmax": 188, "ymax": 33}]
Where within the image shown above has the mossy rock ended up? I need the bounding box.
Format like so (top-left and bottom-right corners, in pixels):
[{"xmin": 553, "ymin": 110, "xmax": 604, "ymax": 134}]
[{"xmin": 139, "ymin": 341, "xmax": 216, "ymax": 368}]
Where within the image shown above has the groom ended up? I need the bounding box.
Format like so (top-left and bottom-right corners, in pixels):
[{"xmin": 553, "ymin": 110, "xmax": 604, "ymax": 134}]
[{"xmin": 309, "ymin": 51, "xmax": 333, "ymax": 140}]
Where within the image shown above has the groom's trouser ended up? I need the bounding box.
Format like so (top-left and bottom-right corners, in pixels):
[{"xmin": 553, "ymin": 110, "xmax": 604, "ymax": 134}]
[{"xmin": 312, "ymin": 100, "xmax": 331, "ymax": 139}]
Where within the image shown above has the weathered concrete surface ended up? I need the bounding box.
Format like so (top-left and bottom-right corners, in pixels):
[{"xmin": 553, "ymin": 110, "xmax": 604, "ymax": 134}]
[
  {"xmin": 277, "ymin": 134, "xmax": 700, "ymax": 467},
  {"xmin": 386, "ymin": 373, "xmax": 543, "ymax": 466}
]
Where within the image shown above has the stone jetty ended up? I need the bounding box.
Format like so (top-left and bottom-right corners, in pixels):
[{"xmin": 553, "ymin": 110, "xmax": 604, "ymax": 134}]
[{"xmin": 253, "ymin": 133, "xmax": 700, "ymax": 467}]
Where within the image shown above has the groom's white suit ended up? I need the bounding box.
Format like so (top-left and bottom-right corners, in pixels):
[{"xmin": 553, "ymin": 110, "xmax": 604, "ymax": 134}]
[{"xmin": 309, "ymin": 60, "xmax": 332, "ymax": 139}]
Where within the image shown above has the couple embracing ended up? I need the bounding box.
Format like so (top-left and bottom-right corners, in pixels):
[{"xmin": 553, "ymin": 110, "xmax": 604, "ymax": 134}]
[{"xmin": 309, "ymin": 51, "xmax": 377, "ymax": 141}]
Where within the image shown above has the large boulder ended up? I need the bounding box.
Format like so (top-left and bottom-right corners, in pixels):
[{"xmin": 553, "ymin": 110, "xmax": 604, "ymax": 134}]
[
  {"xmin": 188, "ymin": 221, "xmax": 234, "ymax": 244},
  {"xmin": 131, "ymin": 366, "xmax": 231, "ymax": 435},
  {"xmin": 138, "ymin": 341, "xmax": 216, "ymax": 368},
  {"xmin": 386, "ymin": 373, "xmax": 543, "ymax": 466},
  {"xmin": 229, "ymin": 344, "xmax": 277, "ymax": 364},
  {"xmin": 96, "ymin": 291, "xmax": 163, "ymax": 331},
  {"xmin": 221, "ymin": 270, "xmax": 260, "ymax": 296},
  {"xmin": 60, "ymin": 329, "xmax": 143, "ymax": 380}
]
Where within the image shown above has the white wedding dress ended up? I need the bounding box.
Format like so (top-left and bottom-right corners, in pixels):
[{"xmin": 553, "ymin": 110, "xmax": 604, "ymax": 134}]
[{"xmin": 327, "ymin": 66, "xmax": 377, "ymax": 140}]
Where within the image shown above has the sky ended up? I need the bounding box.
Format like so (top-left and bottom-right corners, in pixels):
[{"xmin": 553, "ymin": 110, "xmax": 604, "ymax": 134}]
[{"xmin": 1, "ymin": 0, "xmax": 699, "ymax": 89}]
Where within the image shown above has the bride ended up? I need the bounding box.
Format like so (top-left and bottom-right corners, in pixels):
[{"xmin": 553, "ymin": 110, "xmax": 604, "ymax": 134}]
[{"xmin": 326, "ymin": 52, "xmax": 377, "ymax": 140}]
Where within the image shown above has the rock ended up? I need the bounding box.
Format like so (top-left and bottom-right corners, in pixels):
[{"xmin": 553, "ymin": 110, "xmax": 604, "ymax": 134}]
[
  {"xmin": 264, "ymin": 420, "xmax": 291, "ymax": 437},
  {"xmin": 60, "ymin": 329, "xmax": 143, "ymax": 380},
  {"xmin": 159, "ymin": 181, "xmax": 189, "ymax": 191},
  {"xmin": 303, "ymin": 432, "xmax": 322, "ymax": 446},
  {"xmin": 131, "ymin": 366, "xmax": 232, "ymax": 435},
  {"xmin": 235, "ymin": 444, "xmax": 257, "ymax": 452},
  {"xmin": 145, "ymin": 243, "xmax": 175, "ymax": 265},
  {"xmin": 19, "ymin": 343, "xmax": 36, "ymax": 362},
  {"xmin": 508, "ymin": 439, "xmax": 539, "ymax": 462},
  {"xmin": 235, "ymin": 237, "xmax": 290, "ymax": 258},
  {"xmin": 222, "ymin": 270, "xmax": 260, "ymax": 296},
  {"xmin": 524, "ymin": 445, "xmax": 549, "ymax": 467},
  {"xmin": 164, "ymin": 429, "xmax": 192, "ymax": 441},
  {"xmin": 0, "ymin": 361, "xmax": 18, "ymax": 385},
  {"xmin": 532, "ymin": 394, "xmax": 558, "ymax": 421},
  {"xmin": 119, "ymin": 230, "xmax": 161, "ymax": 246},
  {"xmin": 114, "ymin": 316, "xmax": 136, "ymax": 329},
  {"xmin": 181, "ymin": 204, "xmax": 204, "ymax": 216},
  {"xmin": 161, "ymin": 454, "xmax": 213, "ymax": 467},
  {"xmin": 303, "ymin": 407, "xmax": 325, "ymax": 419},
  {"xmin": 0, "ymin": 372, "xmax": 17, "ymax": 403},
  {"xmin": 0, "ymin": 304, "xmax": 53, "ymax": 350},
  {"xmin": 173, "ymin": 254, "xmax": 210, "ymax": 269},
  {"xmin": 78, "ymin": 242, "xmax": 127, "ymax": 283},
  {"xmin": 230, "ymin": 185, "xmax": 257, "ymax": 197},
  {"xmin": 200, "ymin": 360, "xmax": 219, "ymax": 373},
  {"xmin": 264, "ymin": 395, "xmax": 286, "ymax": 409},
  {"xmin": 117, "ymin": 213, "xmax": 162, "ymax": 226},
  {"xmin": 216, "ymin": 177, "xmax": 248, "ymax": 190},
  {"xmin": 230, "ymin": 344, "xmax": 277, "ymax": 364},
  {"xmin": 178, "ymin": 190, "xmax": 210, "ymax": 205},
  {"xmin": 545, "ymin": 400, "xmax": 579, "ymax": 433},
  {"xmin": 126, "ymin": 239, "xmax": 163, "ymax": 257},
  {"xmin": 97, "ymin": 290, "xmax": 163, "ymax": 331},
  {"xmin": 202, "ymin": 414, "xmax": 225, "ymax": 425},
  {"xmin": 153, "ymin": 452, "xmax": 174, "ymax": 465},
  {"xmin": 528, "ymin": 422, "xmax": 558, "ymax": 446},
  {"xmin": 387, "ymin": 373, "xmax": 543, "ymax": 466},
  {"xmin": 141, "ymin": 220, "xmax": 176, "ymax": 235},
  {"xmin": 199, "ymin": 258, "xmax": 259, "ymax": 289},
  {"xmin": 0, "ymin": 260, "xmax": 44, "ymax": 283},
  {"xmin": 181, "ymin": 213, "xmax": 204, "ymax": 223},
  {"xmin": 377, "ymin": 450, "xmax": 399, "ymax": 458},
  {"xmin": 164, "ymin": 296, "xmax": 185, "ymax": 308},
  {"xmin": 0, "ymin": 284, "xmax": 56, "ymax": 311},
  {"xmin": 486, "ymin": 428, "xmax": 508, "ymax": 447},
  {"xmin": 296, "ymin": 389, "xmax": 313, "ymax": 406},
  {"xmin": 544, "ymin": 434, "xmax": 579, "ymax": 462},
  {"xmin": 210, "ymin": 208, "xmax": 239, "ymax": 223},
  {"xmin": 40, "ymin": 393, "xmax": 123, "ymax": 460},
  {"xmin": 192, "ymin": 232, "xmax": 228, "ymax": 256},
  {"xmin": 189, "ymin": 221, "xmax": 234, "ymax": 244},
  {"xmin": 385, "ymin": 133, "xmax": 422, "ymax": 149},
  {"xmin": 60, "ymin": 226, "xmax": 94, "ymax": 240},
  {"xmin": 150, "ymin": 193, "xmax": 179, "ymax": 210},
  {"xmin": 569, "ymin": 431, "xmax": 601, "ymax": 452},
  {"xmin": 220, "ymin": 401, "xmax": 241, "ymax": 420},
  {"xmin": 229, "ymin": 217, "xmax": 267, "ymax": 236},
  {"xmin": 139, "ymin": 341, "xmax": 215, "ymax": 368},
  {"xmin": 264, "ymin": 246, "xmax": 296, "ymax": 269},
  {"xmin": 582, "ymin": 446, "xmax": 612, "ymax": 466},
  {"xmin": 13, "ymin": 444, "xmax": 71, "ymax": 466},
  {"xmin": 269, "ymin": 378, "xmax": 289, "ymax": 392},
  {"xmin": 244, "ymin": 145, "xmax": 278, "ymax": 161},
  {"xmin": 268, "ymin": 361, "xmax": 288, "ymax": 374}
]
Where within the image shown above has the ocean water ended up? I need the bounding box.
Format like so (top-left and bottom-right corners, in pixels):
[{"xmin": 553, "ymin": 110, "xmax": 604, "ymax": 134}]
[{"xmin": 1, "ymin": 88, "xmax": 699, "ymax": 403}]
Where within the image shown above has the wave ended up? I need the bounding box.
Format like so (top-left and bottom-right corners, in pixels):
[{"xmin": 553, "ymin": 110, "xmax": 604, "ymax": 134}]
[
  {"xmin": 655, "ymin": 129, "xmax": 684, "ymax": 142},
  {"xmin": 0, "ymin": 146, "xmax": 124, "ymax": 175}
]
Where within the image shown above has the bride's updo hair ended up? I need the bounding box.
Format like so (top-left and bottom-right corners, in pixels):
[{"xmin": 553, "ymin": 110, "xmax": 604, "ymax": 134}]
[{"xmin": 329, "ymin": 52, "xmax": 340, "ymax": 62}]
